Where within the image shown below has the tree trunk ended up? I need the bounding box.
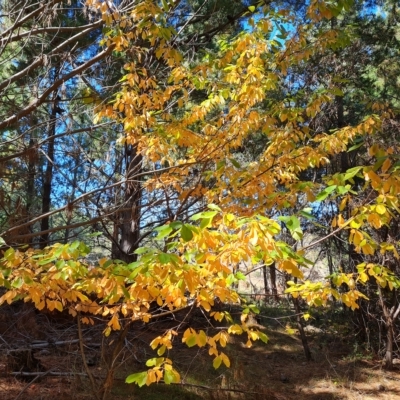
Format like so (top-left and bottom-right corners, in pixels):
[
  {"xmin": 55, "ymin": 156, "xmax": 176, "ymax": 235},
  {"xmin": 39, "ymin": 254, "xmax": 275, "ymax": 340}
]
[
  {"xmin": 262, "ymin": 264, "xmax": 269, "ymax": 300},
  {"xmin": 111, "ymin": 144, "xmax": 142, "ymax": 263},
  {"xmin": 39, "ymin": 83, "xmax": 59, "ymax": 248},
  {"xmin": 378, "ymin": 286, "xmax": 400, "ymax": 369},
  {"xmin": 64, "ymin": 155, "xmax": 79, "ymax": 243},
  {"xmin": 270, "ymin": 262, "xmax": 279, "ymax": 302},
  {"xmin": 24, "ymin": 135, "xmax": 37, "ymax": 243},
  {"xmin": 292, "ymin": 282, "xmax": 312, "ymax": 361}
]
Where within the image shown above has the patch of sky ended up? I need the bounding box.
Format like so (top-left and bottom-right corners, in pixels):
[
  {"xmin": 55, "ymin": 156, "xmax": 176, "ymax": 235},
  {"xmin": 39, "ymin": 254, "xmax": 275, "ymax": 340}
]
[{"xmin": 241, "ymin": 6, "xmax": 294, "ymax": 45}]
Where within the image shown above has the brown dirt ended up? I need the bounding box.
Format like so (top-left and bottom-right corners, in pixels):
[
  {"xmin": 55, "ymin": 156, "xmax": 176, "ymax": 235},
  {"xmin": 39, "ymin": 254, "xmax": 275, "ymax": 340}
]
[{"xmin": 0, "ymin": 303, "xmax": 399, "ymax": 400}]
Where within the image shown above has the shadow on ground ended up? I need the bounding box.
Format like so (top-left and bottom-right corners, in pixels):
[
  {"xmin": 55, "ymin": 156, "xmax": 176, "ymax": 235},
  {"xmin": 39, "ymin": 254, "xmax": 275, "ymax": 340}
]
[{"xmin": 0, "ymin": 303, "xmax": 399, "ymax": 400}]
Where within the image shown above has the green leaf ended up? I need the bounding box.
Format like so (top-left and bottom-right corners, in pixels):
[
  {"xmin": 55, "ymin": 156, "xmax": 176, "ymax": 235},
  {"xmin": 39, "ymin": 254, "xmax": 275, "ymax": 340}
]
[
  {"xmin": 343, "ymin": 167, "xmax": 362, "ymax": 181},
  {"xmin": 78, "ymin": 242, "xmax": 90, "ymax": 256},
  {"xmin": 191, "ymin": 210, "xmax": 217, "ymax": 221},
  {"xmin": 315, "ymin": 185, "xmax": 337, "ymax": 201},
  {"xmin": 248, "ymin": 304, "xmax": 260, "ymax": 314},
  {"xmin": 347, "ymin": 142, "xmax": 364, "ymax": 152},
  {"xmin": 207, "ymin": 204, "xmax": 221, "ymax": 212},
  {"xmin": 200, "ymin": 218, "xmax": 212, "ymax": 229},
  {"xmin": 126, "ymin": 371, "xmax": 148, "ymax": 386},
  {"xmin": 161, "ymin": 0, "xmax": 169, "ymax": 11},
  {"xmin": 146, "ymin": 357, "xmax": 164, "ymax": 367},
  {"xmin": 201, "ymin": 211, "xmax": 218, "ymax": 219},
  {"xmin": 166, "ymin": 241, "xmax": 179, "ymax": 251},
  {"xmin": 226, "ymin": 274, "xmax": 236, "ymax": 285},
  {"xmin": 169, "ymin": 221, "xmax": 182, "ymax": 230},
  {"xmin": 217, "ymin": 160, "xmax": 226, "ymax": 170},
  {"xmin": 102, "ymin": 259, "xmax": 113, "ymax": 269},
  {"xmin": 299, "ymin": 211, "xmax": 314, "ymax": 219},
  {"xmin": 128, "ymin": 266, "xmax": 143, "ymax": 280},
  {"xmin": 154, "ymin": 225, "xmax": 173, "ymax": 239},
  {"xmin": 134, "ymin": 247, "xmax": 153, "ymax": 255},
  {"xmin": 278, "ymin": 216, "xmax": 303, "ymax": 240},
  {"xmin": 213, "ymin": 356, "xmax": 222, "ymax": 369},
  {"xmin": 55, "ymin": 260, "xmax": 65, "ymax": 270},
  {"xmin": 186, "ymin": 334, "xmax": 197, "ymax": 348},
  {"xmin": 258, "ymin": 332, "xmax": 269, "ymax": 343},
  {"xmin": 235, "ymin": 271, "xmax": 246, "ymax": 280},
  {"xmin": 4, "ymin": 248, "xmax": 15, "ymax": 261},
  {"xmin": 127, "ymin": 261, "xmax": 140, "ymax": 270},
  {"xmin": 38, "ymin": 257, "xmax": 56, "ymax": 265},
  {"xmin": 164, "ymin": 369, "xmax": 175, "ymax": 384},
  {"xmin": 70, "ymin": 241, "xmax": 80, "ymax": 250},
  {"xmin": 11, "ymin": 277, "xmax": 23, "ymax": 288},
  {"xmin": 191, "ymin": 213, "xmax": 203, "ymax": 221},
  {"xmin": 158, "ymin": 253, "xmax": 171, "ymax": 264},
  {"xmin": 229, "ymin": 158, "xmax": 241, "ymax": 169},
  {"xmin": 248, "ymin": 5, "xmax": 256, "ymax": 12},
  {"xmin": 181, "ymin": 224, "xmax": 193, "ymax": 242}
]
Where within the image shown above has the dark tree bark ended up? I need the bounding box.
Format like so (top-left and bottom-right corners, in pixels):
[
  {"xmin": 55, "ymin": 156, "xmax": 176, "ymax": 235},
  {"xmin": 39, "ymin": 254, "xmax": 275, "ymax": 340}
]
[
  {"xmin": 39, "ymin": 84, "xmax": 59, "ymax": 248},
  {"xmin": 269, "ymin": 262, "xmax": 279, "ymax": 302},
  {"xmin": 378, "ymin": 286, "xmax": 400, "ymax": 369},
  {"xmin": 111, "ymin": 144, "xmax": 143, "ymax": 263},
  {"xmin": 262, "ymin": 265, "xmax": 269, "ymax": 300}
]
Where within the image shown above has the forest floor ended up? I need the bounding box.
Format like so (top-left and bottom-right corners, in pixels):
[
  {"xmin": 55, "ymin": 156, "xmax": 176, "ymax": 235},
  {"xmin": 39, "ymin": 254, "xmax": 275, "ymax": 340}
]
[{"xmin": 0, "ymin": 302, "xmax": 399, "ymax": 400}]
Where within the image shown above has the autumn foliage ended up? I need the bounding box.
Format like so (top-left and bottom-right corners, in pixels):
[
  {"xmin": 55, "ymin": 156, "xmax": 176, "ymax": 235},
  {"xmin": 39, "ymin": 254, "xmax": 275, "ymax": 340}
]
[{"xmin": 1, "ymin": 0, "xmax": 400, "ymax": 389}]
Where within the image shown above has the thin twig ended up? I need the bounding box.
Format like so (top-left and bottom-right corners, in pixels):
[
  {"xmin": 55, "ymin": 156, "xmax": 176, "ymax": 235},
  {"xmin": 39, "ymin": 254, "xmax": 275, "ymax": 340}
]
[
  {"xmin": 14, "ymin": 369, "xmax": 53, "ymax": 400},
  {"xmin": 169, "ymin": 381, "xmax": 268, "ymax": 395},
  {"xmin": 77, "ymin": 313, "xmax": 101, "ymax": 400}
]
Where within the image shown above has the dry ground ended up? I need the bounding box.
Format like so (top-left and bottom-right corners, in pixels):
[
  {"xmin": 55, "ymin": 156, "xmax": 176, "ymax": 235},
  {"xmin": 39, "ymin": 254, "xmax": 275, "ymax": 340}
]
[{"xmin": 0, "ymin": 303, "xmax": 399, "ymax": 400}]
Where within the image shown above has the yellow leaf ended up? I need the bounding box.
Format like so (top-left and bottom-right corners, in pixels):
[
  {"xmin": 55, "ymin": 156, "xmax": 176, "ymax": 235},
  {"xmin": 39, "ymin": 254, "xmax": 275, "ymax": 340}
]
[
  {"xmin": 219, "ymin": 332, "xmax": 228, "ymax": 347},
  {"xmin": 200, "ymin": 301, "xmax": 211, "ymax": 311},
  {"xmin": 381, "ymin": 158, "xmax": 391, "ymax": 173},
  {"xmin": 157, "ymin": 345, "xmax": 166, "ymax": 356},
  {"xmin": 280, "ymin": 260, "xmax": 303, "ymax": 279},
  {"xmin": 352, "ymin": 230, "xmax": 363, "ymax": 246},
  {"xmin": 147, "ymin": 370, "xmax": 157, "ymax": 385},
  {"xmin": 142, "ymin": 314, "xmax": 150, "ymax": 323},
  {"xmin": 285, "ymin": 325, "xmax": 296, "ymax": 335},
  {"xmin": 151, "ymin": 337, "xmax": 161, "ymax": 350},
  {"xmin": 209, "ymin": 347, "xmax": 218, "ymax": 357},
  {"xmin": 376, "ymin": 204, "xmax": 386, "ymax": 215},
  {"xmin": 350, "ymin": 219, "xmax": 362, "ymax": 229},
  {"xmin": 182, "ymin": 328, "xmax": 194, "ymax": 342},
  {"xmin": 361, "ymin": 243, "xmax": 375, "ymax": 255},
  {"xmin": 228, "ymin": 324, "xmax": 243, "ymax": 335},
  {"xmin": 220, "ymin": 352, "xmax": 230, "ymax": 368},
  {"xmin": 211, "ymin": 312, "xmax": 224, "ymax": 322},
  {"xmin": 197, "ymin": 330, "xmax": 207, "ymax": 347},
  {"xmin": 248, "ymin": 330, "xmax": 259, "ymax": 341},
  {"xmin": 339, "ymin": 197, "xmax": 348, "ymax": 211},
  {"xmin": 55, "ymin": 301, "xmax": 63, "ymax": 312},
  {"xmin": 46, "ymin": 300, "xmax": 55, "ymax": 311},
  {"xmin": 367, "ymin": 213, "xmax": 382, "ymax": 229},
  {"xmin": 109, "ymin": 314, "xmax": 121, "ymax": 330}
]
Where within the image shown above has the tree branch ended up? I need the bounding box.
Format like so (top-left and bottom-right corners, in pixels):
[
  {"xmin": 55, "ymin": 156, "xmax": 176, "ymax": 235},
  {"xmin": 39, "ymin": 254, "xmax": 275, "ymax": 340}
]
[{"xmin": 0, "ymin": 44, "xmax": 115, "ymax": 130}]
